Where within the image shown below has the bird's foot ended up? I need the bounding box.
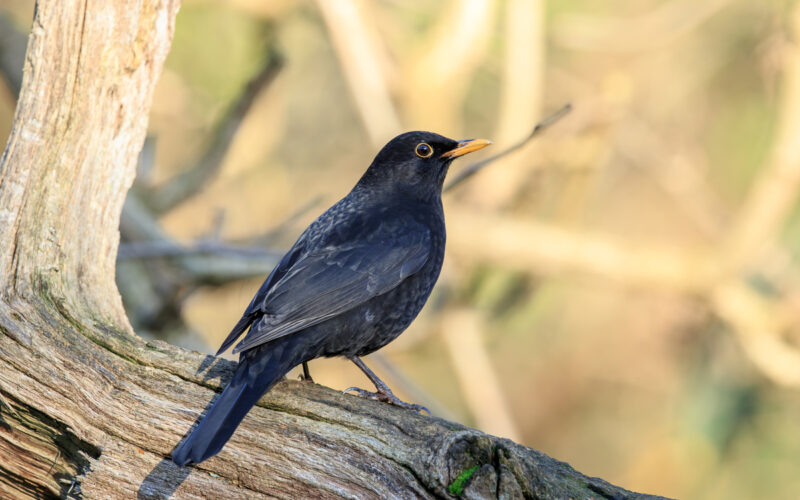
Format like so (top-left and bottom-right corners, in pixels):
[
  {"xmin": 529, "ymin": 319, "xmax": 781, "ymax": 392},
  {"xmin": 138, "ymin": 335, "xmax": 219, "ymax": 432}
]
[
  {"xmin": 299, "ymin": 362, "xmax": 314, "ymax": 383},
  {"xmin": 344, "ymin": 386, "xmax": 430, "ymax": 415}
]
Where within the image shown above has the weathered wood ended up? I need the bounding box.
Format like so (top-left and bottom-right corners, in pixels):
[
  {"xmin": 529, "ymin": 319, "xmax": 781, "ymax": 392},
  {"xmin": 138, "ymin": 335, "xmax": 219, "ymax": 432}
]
[
  {"xmin": 0, "ymin": 1, "xmax": 668, "ymax": 499},
  {"xmin": 0, "ymin": 304, "xmax": 670, "ymax": 499},
  {"xmin": 0, "ymin": 0, "xmax": 178, "ymax": 327}
]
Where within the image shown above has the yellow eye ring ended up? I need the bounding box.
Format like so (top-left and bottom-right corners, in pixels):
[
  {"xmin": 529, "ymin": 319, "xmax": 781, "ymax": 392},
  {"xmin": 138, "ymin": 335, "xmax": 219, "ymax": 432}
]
[{"xmin": 415, "ymin": 142, "xmax": 433, "ymax": 158}]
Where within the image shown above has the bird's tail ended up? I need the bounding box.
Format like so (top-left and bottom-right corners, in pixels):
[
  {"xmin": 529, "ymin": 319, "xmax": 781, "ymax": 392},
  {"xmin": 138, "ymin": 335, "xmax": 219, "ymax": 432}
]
[{"xmin": 171, "ymin": 343, "xmax": 299, "ymax": 466}]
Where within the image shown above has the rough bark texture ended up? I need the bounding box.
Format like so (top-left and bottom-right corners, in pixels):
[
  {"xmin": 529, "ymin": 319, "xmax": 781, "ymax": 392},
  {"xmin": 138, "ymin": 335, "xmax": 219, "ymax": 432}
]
[{"xmin": 0, "ymin": 1, "xmax": 668, "ymax": 499}]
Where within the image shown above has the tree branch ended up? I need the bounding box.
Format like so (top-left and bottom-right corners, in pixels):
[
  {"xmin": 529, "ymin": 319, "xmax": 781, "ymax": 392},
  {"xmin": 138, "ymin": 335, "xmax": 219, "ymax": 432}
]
[
  {"xmin": 147, "ymin": 48, "xmax": 284, "ymax": 214},
  {"xmin": 444, "ymin": 104, "xmax": 572, "ymax": 192},
  {"xmin": 0, "ymin": 1, "xmax": 666, "ymax": 499}
]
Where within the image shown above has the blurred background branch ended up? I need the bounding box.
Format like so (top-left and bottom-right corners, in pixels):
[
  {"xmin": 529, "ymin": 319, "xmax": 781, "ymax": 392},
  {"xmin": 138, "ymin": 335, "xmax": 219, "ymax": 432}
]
[
  {"xmin": 723, "ymin": 4, "xmax": 800, "ymax": 272},
  {"xmin": 467, "ymin": 0, "xmax": 544, "ymax": 208},
  {"xmin": 553, "ymin": 0, "xmax": 733, "ymax": 53},
  {"xmin": 146, "ymin": 47, "xmax": 285, "ymax": 213},
  {"xmin": 314, "ymin": 0, "xmax": 400, "ymax": 146}
]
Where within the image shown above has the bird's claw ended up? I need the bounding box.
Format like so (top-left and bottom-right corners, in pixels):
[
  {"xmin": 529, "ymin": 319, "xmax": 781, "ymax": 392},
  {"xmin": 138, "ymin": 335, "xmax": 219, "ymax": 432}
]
[
  {"xmin": 343, "ymin": 386, "xmax": 431, "ymax": 415},
  {"xmin": 343, "ymin": 386, "xmax": 378, "ymax": 400},
  {"xmin": 299, "ymin": 373, "xmax": 315, "ymax": 383}
]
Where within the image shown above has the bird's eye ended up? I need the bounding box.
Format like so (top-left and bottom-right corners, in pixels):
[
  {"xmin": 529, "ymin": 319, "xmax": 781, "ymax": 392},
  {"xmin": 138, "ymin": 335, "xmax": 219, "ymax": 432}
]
[{"xmin": 415, "ymin": 143, "xmax": 433, "ymax": 158}]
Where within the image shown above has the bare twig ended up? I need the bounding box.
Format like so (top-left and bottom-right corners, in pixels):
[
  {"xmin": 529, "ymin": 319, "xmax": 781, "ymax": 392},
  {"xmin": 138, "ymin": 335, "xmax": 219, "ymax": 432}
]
[
  {"xmin": 148, "ymin": 49, "xmax": 284, "ymax": 213},
  {"xmin": 119, "ymin": 241, "xmax": 280, "ymax": 283},
  {"xmin": 118, "ymin": 240, "xmax": 281, "ymax": 284},
  {"xmin": 118, "ymin": 192, "xmax": 279, "ymax": 338},
  {"xmin": 444, "ymin": 104, "xmax": 572, "ymax": 192},
  {"xmin": 117, "ymin": 240, "xmax": 282, "ymax": 261},
  {"xmin": 241, "ymin": 195, "xmax": 323, "ymax": 247}
]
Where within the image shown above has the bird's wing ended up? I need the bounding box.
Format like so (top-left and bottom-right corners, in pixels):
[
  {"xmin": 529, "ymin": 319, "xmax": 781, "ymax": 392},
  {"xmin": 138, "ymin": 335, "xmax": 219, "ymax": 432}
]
[
  {"xmin": 215, "ymin": 240, "xmax": 308, "ymax": 355},
  {"xmin": 230, "ymin": 221, "xmax": 431, "ymax": 354}
]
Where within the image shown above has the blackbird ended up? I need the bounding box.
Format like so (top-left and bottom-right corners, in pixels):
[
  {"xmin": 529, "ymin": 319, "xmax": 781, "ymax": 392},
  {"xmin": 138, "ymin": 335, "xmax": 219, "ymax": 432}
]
[{"xmin": 171, "ymin": 131, "xmax": 491, "ymax": 466}]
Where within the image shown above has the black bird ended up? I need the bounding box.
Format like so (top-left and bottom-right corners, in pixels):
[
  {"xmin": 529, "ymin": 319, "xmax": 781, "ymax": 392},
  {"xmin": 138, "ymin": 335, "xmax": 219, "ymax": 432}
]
[{"xmin": 171, "ymin": 131, "xmax": 491, "ymax": 466}]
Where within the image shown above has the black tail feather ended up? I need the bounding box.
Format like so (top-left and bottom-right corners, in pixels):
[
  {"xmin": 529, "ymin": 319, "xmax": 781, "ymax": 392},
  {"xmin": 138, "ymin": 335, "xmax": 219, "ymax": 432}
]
[{"xmin": 171, "ymin": 344, "xmax": 297, "ymax": 466}]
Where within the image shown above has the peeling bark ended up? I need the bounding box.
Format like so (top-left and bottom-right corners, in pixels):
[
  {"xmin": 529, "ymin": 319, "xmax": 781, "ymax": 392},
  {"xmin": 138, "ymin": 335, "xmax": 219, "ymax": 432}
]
[{"xmin": 0, "ymin": 1, "xmax": 667, "ymax": 499}]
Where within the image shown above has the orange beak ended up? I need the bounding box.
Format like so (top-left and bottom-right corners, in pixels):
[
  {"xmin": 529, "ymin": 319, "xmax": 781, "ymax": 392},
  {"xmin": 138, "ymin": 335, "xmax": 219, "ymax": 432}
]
[{"xmin": 440, "ymin": 138, "xmax": 492, "ymax": 159}]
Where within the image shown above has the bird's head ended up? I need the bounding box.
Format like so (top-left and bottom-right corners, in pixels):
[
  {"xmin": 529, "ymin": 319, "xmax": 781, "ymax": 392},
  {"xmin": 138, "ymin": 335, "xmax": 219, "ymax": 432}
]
[{"xmin": 357, "ymin": 131, "xmax": 491, "ymax": 199}]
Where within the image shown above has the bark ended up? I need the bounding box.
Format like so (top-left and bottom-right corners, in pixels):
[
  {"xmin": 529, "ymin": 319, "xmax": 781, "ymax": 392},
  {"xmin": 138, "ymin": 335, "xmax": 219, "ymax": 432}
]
[{"xmin": 0, "ymin": 1, "xmax": 667, "ymax": 499}]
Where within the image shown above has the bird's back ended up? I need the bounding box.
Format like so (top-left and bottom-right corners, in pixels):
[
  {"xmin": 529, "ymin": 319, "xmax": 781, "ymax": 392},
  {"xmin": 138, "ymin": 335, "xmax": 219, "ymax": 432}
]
[{"xmin": 224, "ymin": 185, "xmax": 446, "ymax": 357}]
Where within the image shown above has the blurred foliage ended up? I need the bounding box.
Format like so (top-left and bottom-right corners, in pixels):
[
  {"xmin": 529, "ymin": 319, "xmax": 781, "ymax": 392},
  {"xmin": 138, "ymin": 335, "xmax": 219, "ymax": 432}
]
[
  {"xmin": 168, "ymin": 4, "xmax": 273, "ymax": 105},
  {"xmin": 3, "ymin": 0, "xmax": 800, "ymax": 499}
]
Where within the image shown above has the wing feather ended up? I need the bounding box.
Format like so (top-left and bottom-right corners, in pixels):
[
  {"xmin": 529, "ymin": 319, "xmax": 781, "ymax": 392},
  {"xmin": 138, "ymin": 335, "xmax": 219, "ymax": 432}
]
[{"xmin": 230, "ymin": 222, "xmax": 430, "ymax": 354}]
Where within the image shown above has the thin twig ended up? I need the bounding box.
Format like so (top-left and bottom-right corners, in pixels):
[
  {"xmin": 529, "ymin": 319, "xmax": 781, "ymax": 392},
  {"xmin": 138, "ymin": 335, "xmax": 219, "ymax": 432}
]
[
  {"xmin": 241, "ymin": 195, "xmax": 323, "ymax": 247},
  {"xmin": 444, "ymin": 104, "xmax": 572, "ymax": 192},
  {"xmin": 118, "ymin": 240, "xmax": 281, "ymax": 286},
  {"xmin": 149, "ymin": 48, "xmax": 284, "ymax": 213},
  {"xmin": 117, "ymin": 240, "xmax": 282, "ymax": 260}
]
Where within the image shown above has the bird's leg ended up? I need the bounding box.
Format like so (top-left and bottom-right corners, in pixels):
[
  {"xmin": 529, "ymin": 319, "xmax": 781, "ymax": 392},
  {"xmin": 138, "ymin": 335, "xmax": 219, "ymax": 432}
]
[
  {"xmin": 344, "ymin": 356, "xmax": 430, "ymax": 415},
  {"xmin": 299, "ymin": 361, "xmax": 314, "ymax": 383}
]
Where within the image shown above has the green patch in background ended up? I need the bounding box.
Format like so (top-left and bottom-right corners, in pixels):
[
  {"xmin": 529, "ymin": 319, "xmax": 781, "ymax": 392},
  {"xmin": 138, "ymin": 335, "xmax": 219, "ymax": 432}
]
[
  {"xmin": 166, "ymin": 3, "xmax": 274, "ymax": 107},
  {"xmin": 706, "ymin": 94, "xmax": 775, "ymax": 203}
]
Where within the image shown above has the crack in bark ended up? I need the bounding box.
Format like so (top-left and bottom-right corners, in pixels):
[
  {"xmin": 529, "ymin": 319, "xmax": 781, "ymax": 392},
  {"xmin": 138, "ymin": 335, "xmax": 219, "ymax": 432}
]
[
  {"xmin": 0, "ymin": 393, "xmax": 101, "ymax": 499},
  {"xmin": 0, "ymin": 464, "xmax": 59, "ymax": 499},
  {"xmin": 64, "ymin": 1, "xmax": 89, "ymax": 134}
]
